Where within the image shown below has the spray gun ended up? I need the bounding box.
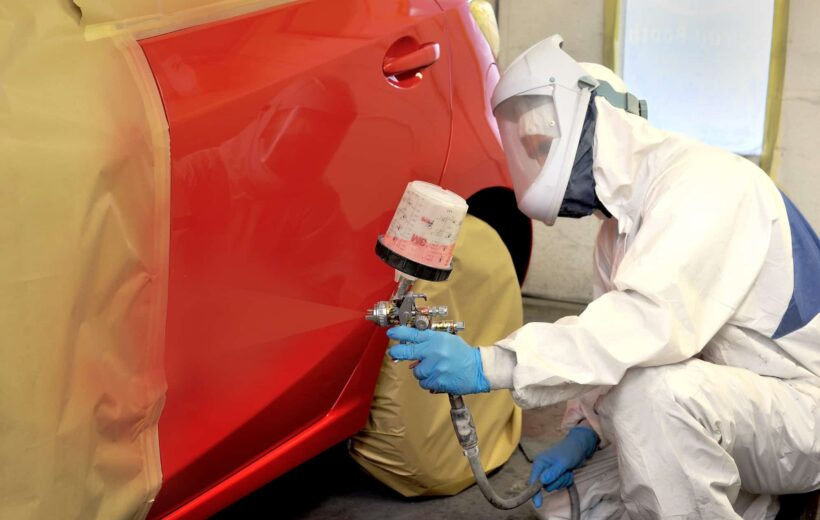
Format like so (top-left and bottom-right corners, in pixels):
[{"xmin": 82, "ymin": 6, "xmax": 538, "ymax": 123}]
[
  {"xmin": 366, "ymin": 181, "xmax": 467, "ymax": 335},
  {"xmin": 365, "ymin": 275, "xmax": 463, "ymax": 333},
  {"xmin": 365, "ymin": 181, "xmax": 580, "ymax": 518}
]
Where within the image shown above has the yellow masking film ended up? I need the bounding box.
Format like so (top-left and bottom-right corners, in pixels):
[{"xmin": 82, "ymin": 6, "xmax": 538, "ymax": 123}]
[
  {"xmin": 469, "ymin": 0, "xmax": 500, "ymax": 60},
  {"xmin": 0, "ymin": 2, "xmax": 169, "ymax": 519},
  {"xmin": 760, "ymin": 0, "xmax": 790, "ymax": 179},
  {"xmin": 74, "ymin": 0, "xmax": 299, "ymax": 40},
  {"xmin": 602, "ymin": 0, "xmax": 622, "ymax": 73},
  {"xmin": 350, "ymin": 216, "xmax": 523, "ymax": 496}
]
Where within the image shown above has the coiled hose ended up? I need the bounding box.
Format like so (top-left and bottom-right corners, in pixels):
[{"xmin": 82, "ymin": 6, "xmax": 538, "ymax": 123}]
[{"xmin": 448, "ymin": 394, "xmax": 581, "ymax": 519}]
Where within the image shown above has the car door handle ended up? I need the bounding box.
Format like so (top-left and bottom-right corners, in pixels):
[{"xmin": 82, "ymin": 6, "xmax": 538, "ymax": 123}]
[{"xmin": 383, "ymin": 42, "xmax": 441, "ymax": 76}]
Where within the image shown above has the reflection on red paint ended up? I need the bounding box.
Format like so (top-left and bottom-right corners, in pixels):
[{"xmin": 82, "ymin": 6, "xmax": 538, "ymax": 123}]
[{"xmin": 138, "ymin": 0, "xmax": 512, "ymax": 517}]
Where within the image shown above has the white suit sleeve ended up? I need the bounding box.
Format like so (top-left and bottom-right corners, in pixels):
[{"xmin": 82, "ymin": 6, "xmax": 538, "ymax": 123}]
[
  {"xmin": 482, "ymin": 162, "xmax": 775, "ymax": 410},
  {"xmin": 591, "ymin": 217, "xmax": 617, "ymax": 299}
]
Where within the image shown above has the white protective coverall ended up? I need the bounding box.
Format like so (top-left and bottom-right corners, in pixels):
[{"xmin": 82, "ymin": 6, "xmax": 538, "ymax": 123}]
[{"xmin": 481, "ymin": 81, "xmax": 820, "ymax": 518}]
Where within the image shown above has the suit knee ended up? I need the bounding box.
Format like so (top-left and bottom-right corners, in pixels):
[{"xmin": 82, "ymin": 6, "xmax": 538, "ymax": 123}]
[{"xmin": 598, "ymin": 362, "xmax": 701, "ymax": 437}]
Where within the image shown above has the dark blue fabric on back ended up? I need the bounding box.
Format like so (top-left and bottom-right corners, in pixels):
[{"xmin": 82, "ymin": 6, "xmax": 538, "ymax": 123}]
[
  {"xmin": 559, "ymin": 93, "xmax": 611, "ymax": 219},
  {"xmin": 773, "ymin": 191, "xmax": 820, "ymax": 339}
]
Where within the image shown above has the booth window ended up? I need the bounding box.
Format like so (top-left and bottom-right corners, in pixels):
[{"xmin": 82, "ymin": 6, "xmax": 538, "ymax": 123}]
[{"xmin": 603, "ymin": 0, "xmax": 789, "ymax": 170}]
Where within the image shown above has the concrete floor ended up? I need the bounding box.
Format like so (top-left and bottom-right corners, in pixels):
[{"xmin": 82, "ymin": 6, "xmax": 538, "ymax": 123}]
[
  {"xmin": 215, "ymin": 298, "xmax": 584, "ymax": 520},
  {"xmin": 213, "ymin": 297, "xmax": 819, "ymax": 519},
  {"xmin": 217, "ymin": 443, "xmax": 543, "ymax": 519}
]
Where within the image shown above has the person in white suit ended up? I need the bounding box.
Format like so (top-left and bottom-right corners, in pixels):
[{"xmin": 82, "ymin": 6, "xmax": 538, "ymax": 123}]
[{"xmin": 388, "ymin": 34, "xmax": 820, "ymax": 519}]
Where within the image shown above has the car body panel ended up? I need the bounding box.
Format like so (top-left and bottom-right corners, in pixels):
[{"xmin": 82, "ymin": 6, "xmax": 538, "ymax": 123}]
[
  {"xmin": 436, "ymin": 5, "xmax": 508, "ymax": 196},
  {"xmin": 137, "ymin": 0, "xmax": 514, "ymax": 516}
]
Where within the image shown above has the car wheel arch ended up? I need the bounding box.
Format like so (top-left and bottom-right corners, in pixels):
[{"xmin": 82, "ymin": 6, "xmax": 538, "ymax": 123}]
[{"xmin": 466, "ymin": 187, "xmax": 532, "ymax": 287}]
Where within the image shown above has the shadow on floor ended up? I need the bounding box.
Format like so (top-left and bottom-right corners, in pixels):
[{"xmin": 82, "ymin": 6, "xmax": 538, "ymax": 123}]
[{"xmin": 215, "ymin": 441, "xmax": 544, "ymax": 520}]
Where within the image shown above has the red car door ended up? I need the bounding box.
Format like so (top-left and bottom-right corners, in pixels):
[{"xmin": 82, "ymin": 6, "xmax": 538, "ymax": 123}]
[{"xmin": 138, "ymin": 0, "xmax": 452, "ymax": 515}]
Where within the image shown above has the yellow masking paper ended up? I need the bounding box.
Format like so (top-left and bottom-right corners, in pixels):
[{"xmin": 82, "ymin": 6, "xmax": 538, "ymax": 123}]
[
  {"xmin": 0, "ymin": 2, "xmax": 169, "ymax": 518},
  {"xmin": 350, "ymin": 215, "xmax": 523, "ymax": 496}
]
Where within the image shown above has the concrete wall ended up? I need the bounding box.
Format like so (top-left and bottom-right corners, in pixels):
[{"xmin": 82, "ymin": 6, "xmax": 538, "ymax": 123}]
[
  {"xmin": 497, "ymin": 0, "xmax": 604, "ymax": 68},
  {"xmin": 776, "ymin": 0, "xmax": 820, "ymax": 230},
  {"xmin": 497, "ymin": 0, "xmax": 604, "ymax": 303},
  {"xmin": 498, "ymin": 0, "xmax": 820, "ymax": 303}
]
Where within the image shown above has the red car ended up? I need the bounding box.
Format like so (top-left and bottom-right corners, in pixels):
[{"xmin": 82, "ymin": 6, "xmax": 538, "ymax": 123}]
[{"xmin": 137, "ymin": 0, "xmax": 530, "ymax": 516}]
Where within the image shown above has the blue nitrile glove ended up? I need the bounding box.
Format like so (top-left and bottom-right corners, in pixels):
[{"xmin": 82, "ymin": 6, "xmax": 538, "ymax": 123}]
[
  {"xmin": 387, "ymin": 326, "xmax": 491, "ymax": 395},
  {"xmin": 528, "ymin": 426, "xmax": 599, "ymax": 508}
]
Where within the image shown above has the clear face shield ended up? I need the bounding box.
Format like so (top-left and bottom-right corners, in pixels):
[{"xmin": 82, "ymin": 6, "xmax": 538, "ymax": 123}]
[
  {"xmin": 494, "ymin": 94, "xmax": 561, "ymax": 203},
  {"xmin": 491, "ymin": 34, "xmax": 596, "ymax": 224}
]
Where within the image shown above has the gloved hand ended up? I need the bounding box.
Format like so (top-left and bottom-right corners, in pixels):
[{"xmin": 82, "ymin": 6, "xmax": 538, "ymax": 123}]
[
  {"xmin": 387, "ymin": 326, "xmax": 491, "ymax": 395},
  {"xmin": 528, "ymin": 426, "xmax": 599, "ymax": 508}
]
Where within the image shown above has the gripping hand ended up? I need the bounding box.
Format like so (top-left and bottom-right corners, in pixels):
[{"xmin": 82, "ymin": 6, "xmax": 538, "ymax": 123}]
[{"xmin": 387, "ymin": 326, "xmax": 491, "ymax": 395}]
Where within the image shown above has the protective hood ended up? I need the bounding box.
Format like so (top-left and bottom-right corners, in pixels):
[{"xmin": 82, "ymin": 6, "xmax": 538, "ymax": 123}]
[
  {"xmin": 492, "ymin": 35, "xmax": 597, "ymax": 225},
  {"xmin": 492, "ymin": 37, "xmax": 654, "ymax": 226},
  {"xmin": 591, "ymin": 94, "xmax": 672, "ymax": 235}
]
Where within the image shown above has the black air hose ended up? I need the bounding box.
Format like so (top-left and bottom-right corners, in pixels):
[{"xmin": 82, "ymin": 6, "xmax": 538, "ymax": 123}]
[{"xmin": 448, "ymin": 394, "xmax": 581, "ymax": 519}]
